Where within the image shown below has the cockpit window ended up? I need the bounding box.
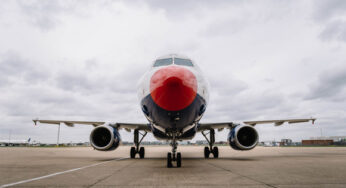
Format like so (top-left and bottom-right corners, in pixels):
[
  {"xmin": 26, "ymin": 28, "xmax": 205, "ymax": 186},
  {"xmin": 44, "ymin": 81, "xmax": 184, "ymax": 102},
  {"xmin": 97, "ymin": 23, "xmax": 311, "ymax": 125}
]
[
  {"xmin": 174, "ymin": 58, "xmax": 194, "ymax": 67},
  {"xmin": 153, "ymin": 58, "xmax": 172, "ymax": 67}
]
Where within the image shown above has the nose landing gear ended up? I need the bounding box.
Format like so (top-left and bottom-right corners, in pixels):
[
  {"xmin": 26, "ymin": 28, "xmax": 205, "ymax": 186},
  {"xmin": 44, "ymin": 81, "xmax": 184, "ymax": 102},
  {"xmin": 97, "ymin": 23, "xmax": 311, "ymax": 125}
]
[
  {"xmin": 167, "ymin": 151, "xmax": 182, "ymax": 168},
  {"xmin": 167, "ymin": 133, "xmax": 182, "ymax": 168}
]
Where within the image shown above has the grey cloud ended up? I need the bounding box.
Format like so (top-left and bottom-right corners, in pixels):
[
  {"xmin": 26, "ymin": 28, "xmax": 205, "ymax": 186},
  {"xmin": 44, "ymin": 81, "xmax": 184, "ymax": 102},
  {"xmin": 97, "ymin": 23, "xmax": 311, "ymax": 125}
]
[
  {"xmin": 208, "ymin": 73, "xmax": 248, "ymax": 96},
  {"xmin": 204, "ymin": 72, "xmax": 288, "ymax": 121},
  {"xmin": 201, "ymin": 1, "xmax": 295, "ymax": 38},
  {"xmin": 84, "ymin": 59, "xmax": 98, "ymax": 70},
  {"xmin": 17, "ymin": 0, "xmax": 64, "ymax": 30},
  {"xmin": 214, "ymin": 91, "xmax": 286, "ymax": 120},
  {"xmin": 319, "ymin": 20, "xmax": 346, "ymax": 42},
  {"xmin": 313, "ymin": 0, "xmax": 346, "ymax": 22},
  {"xmin": 0, "ymin": 52, "xmax": 31, "ymax": 75},
  {"xmin": 137, "ymin": 0, "xmax": 232, "ymax": 11},
  {"xmin": 305, "ymin": 67, "xmax": 346, "ymax": 100},
  {"xmin": 0, "ymin": 51, "xmax": 49, "ymax": 87},
  {"xmin": 109, "ymin": 64, "xmax": 148, "ymax": 93},
  {"xmin": 0, "ymin": 52, "xmax": 142, "ymax": 123},
  {"xmin": 54, "ymin": 59, "xmax": 147, "ymax": 94},
  {"xmin": 129, "ymin": 0, "xmax": 237, "ymax": 19},
  {"xmin": 56, "ymin": 72, "xmax": 96, "ymax": 92},
  {"xmin": 16, "ymin": 0, "xmax": 85, "ymax": 30},
  {"xmin": 54, "ymin": 58, "xmax": 105, "ymax": 92},
  {"xmin": 1, "ymin": 86, "xmax": 82, "ymax": 117},
  {"xmin": 313, "ymin": 1, "xmax": 346, "ymax": 43},
  {"xmin": 202, "ymin": 19, "xmax": 245, "ymax": 38}
]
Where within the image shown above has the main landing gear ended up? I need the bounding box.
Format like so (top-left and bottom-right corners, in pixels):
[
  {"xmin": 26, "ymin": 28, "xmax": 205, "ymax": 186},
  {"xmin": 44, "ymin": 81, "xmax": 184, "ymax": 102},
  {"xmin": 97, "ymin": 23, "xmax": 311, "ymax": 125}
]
[
  {"xmin": 167, "ymin": 133, "xmax": 182, "ymax": 168},
  {"xmin": 202, "ymin": 129, "xmax": 219, "ymax": 158},
  {"xmin": 130, "ymin": 129, "xmax": 147, "ymax": 159}
]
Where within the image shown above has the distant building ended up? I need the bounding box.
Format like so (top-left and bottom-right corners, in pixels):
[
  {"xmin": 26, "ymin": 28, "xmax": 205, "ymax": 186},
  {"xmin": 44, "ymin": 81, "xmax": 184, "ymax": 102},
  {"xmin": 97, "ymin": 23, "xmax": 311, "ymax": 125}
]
[
  {"xmin": 310, "ymin": 136, "xmax": 346, "ymax": 142},
  {"xmin": 279, "ymin": 139, "xmax": 303, "ymax": 146},
  {"xmin": 138, "ymin": 141, "xmax": 168, "ymax": 145},
  {"xmin": 302, "ymin": 140, "xmax": 333, "ymax": 146},
  {"xmin": 195, "ymin": 140, "xmax": 208, "ymax": 145},
  {"xmin": 260, "ymin": 141, "xmax": 280, "ymax": 147},
  {"xmin": 179, "ymin": 141, "xmax": 191, "ymax": 145},
  {"xmin": 121, "ymin": 141, "xmax": 133, "ymax": 145},
  {"xmin": 280, "ymin": 139, "xmax": 293, "ymax": 146},
  {"xmin": 215, "ymin": 141, "xmax": 227, "ymax": 145}
]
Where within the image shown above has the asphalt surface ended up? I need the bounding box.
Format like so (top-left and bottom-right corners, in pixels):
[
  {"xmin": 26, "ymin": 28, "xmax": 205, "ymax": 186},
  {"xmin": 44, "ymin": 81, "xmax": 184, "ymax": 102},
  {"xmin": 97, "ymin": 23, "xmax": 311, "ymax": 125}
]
[{"xmin": 1, "ymin": 146, "xmax": 346, "ymax": 187}]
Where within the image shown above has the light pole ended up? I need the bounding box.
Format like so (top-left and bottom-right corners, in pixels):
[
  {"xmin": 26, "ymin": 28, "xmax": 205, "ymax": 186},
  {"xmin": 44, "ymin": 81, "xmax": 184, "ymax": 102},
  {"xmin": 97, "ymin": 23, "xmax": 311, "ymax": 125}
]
[
  {"xmin": 57, "ymin": 124, "xmax": 61, "ymax": 147},
  {"xmin": 8, "ymin": 130, "xmax": 11, "ymax": 146},
  {"xmin": 320, "ymin": 128, "xmax": 323, "ymax": 137}
]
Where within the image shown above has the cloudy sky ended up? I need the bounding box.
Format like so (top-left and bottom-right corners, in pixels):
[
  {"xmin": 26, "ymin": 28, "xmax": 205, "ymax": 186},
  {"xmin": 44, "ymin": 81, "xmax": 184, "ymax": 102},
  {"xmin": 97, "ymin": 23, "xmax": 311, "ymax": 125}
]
[{"xmin": 0, "ymin": 0, "xmax": 345, "ymax": 144}]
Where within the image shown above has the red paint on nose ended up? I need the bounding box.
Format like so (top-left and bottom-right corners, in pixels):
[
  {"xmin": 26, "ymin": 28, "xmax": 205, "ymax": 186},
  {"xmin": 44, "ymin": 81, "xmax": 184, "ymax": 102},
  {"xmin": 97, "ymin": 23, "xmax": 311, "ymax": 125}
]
[{"xmin": 150, "ymin": 66, "xmax": 197, "ymax": 111}]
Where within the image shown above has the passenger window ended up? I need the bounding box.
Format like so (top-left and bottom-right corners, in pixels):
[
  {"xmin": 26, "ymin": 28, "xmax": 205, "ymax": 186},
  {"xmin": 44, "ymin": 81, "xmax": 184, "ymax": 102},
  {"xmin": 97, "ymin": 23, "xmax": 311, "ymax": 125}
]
[
  {"xmin": 174, "ymin": 58, "xmax": 193, "ymax": 67},
  {"xmin": 153, "ymin": 58, "xmax": 172, "ymax": 67}
]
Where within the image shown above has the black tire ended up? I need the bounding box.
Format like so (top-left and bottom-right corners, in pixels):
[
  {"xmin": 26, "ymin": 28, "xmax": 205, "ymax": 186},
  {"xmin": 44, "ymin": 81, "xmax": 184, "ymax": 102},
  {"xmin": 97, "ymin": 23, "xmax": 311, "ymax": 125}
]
[
  {"xmin": 130, "ymin": 147, "xmax": 136, "ymax": 158},
  {"xmin": 213, "ymin": 147, "xmax": 219, "ymax": 158},
  {"xmin": 167, "ymin": 152, "xmax": 173, "ymax": 168},
  {"xmin": 139, "ymin": 147, "xmax": 145, "ymax": 159},
  {"xmin": 177, "ymin": 152, "xmax": 182, "ymax": 167},
  {"xmin": 204, "ymin": 146, "xmax": 210, "ymax": 158}
]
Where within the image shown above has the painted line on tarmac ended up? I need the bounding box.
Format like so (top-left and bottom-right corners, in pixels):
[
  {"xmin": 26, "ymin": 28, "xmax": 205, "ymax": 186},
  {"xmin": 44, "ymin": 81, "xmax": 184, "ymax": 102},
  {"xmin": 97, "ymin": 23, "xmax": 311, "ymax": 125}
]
[{"xmin": 0, "ymin": 157, "xmax": 129, "ymax": 188}]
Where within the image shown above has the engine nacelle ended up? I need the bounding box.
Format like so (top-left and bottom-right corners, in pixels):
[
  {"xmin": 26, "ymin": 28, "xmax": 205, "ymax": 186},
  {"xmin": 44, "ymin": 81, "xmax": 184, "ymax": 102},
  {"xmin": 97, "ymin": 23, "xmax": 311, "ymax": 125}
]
[
  {"xmin": 90, "ymin": 125, "xmax": 120, "ymax": 151},
  {"xmin": 228, "ymin": 125, "xmax": 258, "ymax": 150}
]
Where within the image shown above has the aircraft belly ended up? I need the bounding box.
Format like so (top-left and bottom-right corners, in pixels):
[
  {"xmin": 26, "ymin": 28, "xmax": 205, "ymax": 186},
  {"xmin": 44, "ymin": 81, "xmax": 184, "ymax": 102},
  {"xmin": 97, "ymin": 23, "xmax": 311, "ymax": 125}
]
[
  {"xmin": 141, "ymin": 93, "xmax": 206, "ymax": 131},
  {"xmin": 151, "ymin": 124, "xmax": 198, "ymax": 140}
]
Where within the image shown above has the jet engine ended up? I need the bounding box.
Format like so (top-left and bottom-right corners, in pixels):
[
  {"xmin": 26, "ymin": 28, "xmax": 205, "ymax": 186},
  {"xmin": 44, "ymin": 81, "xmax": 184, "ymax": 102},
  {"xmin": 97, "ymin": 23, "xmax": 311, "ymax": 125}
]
[
  {"xmin": 228, "ymin": 125, "xmax": 258, "ymax": 150},
  {"xmin": 90, "ymin": 125, "xmax": 120, "ymax": 151}
]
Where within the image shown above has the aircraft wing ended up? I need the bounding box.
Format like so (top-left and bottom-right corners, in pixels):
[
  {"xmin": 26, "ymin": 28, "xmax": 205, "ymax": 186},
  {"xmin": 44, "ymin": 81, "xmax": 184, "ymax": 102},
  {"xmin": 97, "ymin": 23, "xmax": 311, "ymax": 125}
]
[
  {"xmin": 33, "ymin": 119, "xmax": 151, "ymax": 132},
  {"xmin": 198, "ymin": 118, "xmax": 316, "ymax": 131},
  {"xmin": 243, "ymin": 118, "xmax": 316, "ymax": 126},
  {"xmin": 197, "ymin": 122, "xmax": 237, "ymax": 131}
]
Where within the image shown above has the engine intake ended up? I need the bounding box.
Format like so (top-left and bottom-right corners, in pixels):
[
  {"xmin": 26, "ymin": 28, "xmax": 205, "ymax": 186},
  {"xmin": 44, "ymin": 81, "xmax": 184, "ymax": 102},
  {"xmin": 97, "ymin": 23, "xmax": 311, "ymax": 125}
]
[
  {"xmin": 228, "ymin": 125, "xmax": 258, "ymax": 150},
  {"xmin": 90, "ymin": 125, "xmax": 120, "ymax": 151}
]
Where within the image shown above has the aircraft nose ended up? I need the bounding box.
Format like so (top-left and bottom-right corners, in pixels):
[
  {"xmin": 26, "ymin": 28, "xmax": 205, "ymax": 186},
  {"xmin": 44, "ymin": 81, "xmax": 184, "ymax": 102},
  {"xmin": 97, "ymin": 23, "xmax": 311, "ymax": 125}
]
[{"xmin": 150, "ymin": 66, "xmax": 197, "ymax": 111}]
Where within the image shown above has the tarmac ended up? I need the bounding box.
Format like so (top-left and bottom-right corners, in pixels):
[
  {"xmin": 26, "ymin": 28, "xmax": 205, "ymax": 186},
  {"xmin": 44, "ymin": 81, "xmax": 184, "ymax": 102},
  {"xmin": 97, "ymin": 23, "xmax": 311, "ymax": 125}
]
[{"xmin": 0, "ymin": 146, "xmax": 346, "ymax": 188}]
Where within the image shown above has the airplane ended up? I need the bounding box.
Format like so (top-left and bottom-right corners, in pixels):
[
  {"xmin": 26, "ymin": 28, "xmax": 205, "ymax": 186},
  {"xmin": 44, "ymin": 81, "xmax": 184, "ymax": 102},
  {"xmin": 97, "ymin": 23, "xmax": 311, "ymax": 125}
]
[
  {"xmin": 33, "ymin": 54, "xmax": 316, "ymax": 168},
  {"xmin": 0, "ymin": 138, "xmax": 31, "ymax": 146}
]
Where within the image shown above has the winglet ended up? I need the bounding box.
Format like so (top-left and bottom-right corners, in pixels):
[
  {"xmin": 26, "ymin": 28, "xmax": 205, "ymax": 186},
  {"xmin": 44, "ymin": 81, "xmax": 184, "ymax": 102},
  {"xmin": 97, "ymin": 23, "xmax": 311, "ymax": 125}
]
[
  {"xmin": 312, "ymin": 118, "xmax": 316, "ymax": 125},
  {"xmin": 33, "ymin": 119, "xmax": 38, "ymax": 126}
]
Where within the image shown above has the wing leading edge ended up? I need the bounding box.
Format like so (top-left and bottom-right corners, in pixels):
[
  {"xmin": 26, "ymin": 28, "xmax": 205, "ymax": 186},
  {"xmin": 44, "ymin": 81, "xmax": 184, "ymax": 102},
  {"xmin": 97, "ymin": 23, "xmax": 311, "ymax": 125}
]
[
  {"xmin": 198, "ymin": 118, "xmax": 316, "ymax": 131},
  {"xmin": 243, "ymin": 118, "xmax": 316, "ymax": 126},
  {"xmin": 33, "ymin": 119, "xmax": 151, "ymax": 132}
]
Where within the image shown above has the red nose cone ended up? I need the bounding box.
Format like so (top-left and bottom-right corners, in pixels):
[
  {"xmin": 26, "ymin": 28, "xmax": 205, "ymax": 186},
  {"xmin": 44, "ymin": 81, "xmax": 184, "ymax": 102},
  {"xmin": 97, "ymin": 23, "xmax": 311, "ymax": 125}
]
[{"xmin": 150, "ymin": 66, "xmax": 197, "ymax": 111}]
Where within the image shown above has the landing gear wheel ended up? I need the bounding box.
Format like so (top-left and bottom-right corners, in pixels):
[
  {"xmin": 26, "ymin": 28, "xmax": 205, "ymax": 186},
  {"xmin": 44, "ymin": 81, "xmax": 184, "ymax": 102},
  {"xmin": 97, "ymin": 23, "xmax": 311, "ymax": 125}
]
[
  {"xmin": 130, "ymin": 147, "xmax": 136, "ymax": 158},
  {"xmin": 167, "ymin": 152, "xmax": 173, "ymax": 168},
  {"xmin": 132, "ymin": 129, "xmax": 147, "ymax": 159},
  {"xmin": 204, "ymin": 146, "xmax": 210, "ymax": 158},
  {"xmin": 177, "ymin": 152, "xmax": 182, "ymax": 167},
  {"xmin": 139, "ymin": 147, "xmax": 145, "ymax": 159},
  {"xmin": 212, "ymin": 147, "xmax": 219, "ymax": 158},
  {"xmin": 202, "ymin": 129, "xmax": 219, "ymax": 159}
]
